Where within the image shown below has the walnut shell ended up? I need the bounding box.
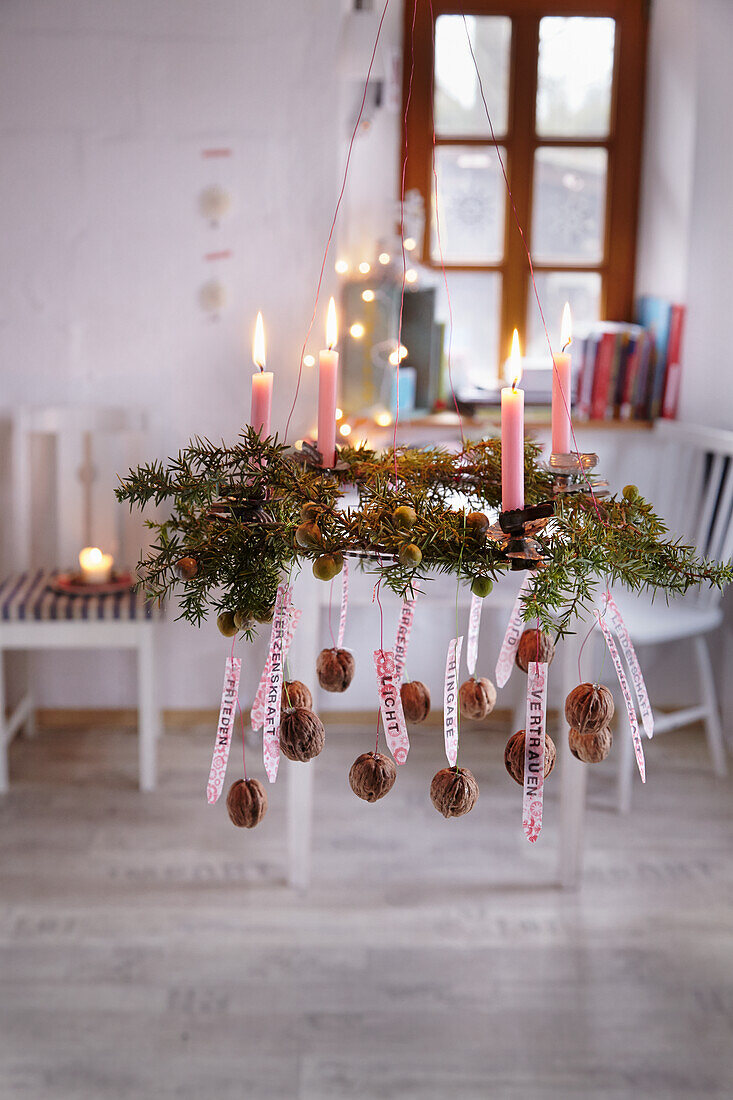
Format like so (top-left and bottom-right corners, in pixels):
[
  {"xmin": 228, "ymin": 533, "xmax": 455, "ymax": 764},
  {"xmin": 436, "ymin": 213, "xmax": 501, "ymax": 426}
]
[
  {"xmin": 283, "ymin": 679, "xmax": 313, "ymax": 711},
  {"xmin": 349, "ymin": 752, "xmax": 397, "ymax": 802},
  {"xmin": 569, "ymin": 726, "xmax": 613, "ymax": 763},
  {"xmin": 430, "ymin": 766, "xmax": 479, "ymax": 818},
  {"xmin": 504, "ymin": 729, "xmax": 556, "ymax": 786},
  {"xmin": 515, "ymin": 629, "xmax": 556, "ymax": 673},
  {"xmin": 316, "ymin": 647, "xmax": 355, "ymax": 693},
  {"xmin": 400, "ymin": 681, "xmax": 431, "ymax": 723},
  {"xmin": 459, "ymin": 677, "xmax": 497, "ymax": 720},
  {"xmin": 226, "ymin": 778, "xmax": 268, "ymax": 828},
  {"xmin": 279, "ymin": 707, "xmax": 325, "ymax": 762},
  {"xmin": 564, "ymin": 683, "xmax": 615, "ymax": 735}
]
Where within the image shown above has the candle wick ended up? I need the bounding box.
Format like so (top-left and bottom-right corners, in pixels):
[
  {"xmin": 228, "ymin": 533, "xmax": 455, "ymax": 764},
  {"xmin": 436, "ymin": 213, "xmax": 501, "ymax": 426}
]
[{"xmin": 562, "ymin": 339, "xmax": 571, "ymax": 353}]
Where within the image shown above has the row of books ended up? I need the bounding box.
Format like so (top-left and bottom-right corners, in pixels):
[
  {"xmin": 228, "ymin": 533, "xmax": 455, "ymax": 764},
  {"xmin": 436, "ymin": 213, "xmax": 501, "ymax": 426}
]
[{"xmin": 573, "ymin": 297, "xmax": 686, "ymax": 422}]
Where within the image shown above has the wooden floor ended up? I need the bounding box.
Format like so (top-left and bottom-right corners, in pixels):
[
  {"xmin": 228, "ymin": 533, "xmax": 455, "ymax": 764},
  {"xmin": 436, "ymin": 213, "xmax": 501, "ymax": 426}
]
[{"xmin": 2, "ymin": 715, "xmax": 733, "ymax": 1099}]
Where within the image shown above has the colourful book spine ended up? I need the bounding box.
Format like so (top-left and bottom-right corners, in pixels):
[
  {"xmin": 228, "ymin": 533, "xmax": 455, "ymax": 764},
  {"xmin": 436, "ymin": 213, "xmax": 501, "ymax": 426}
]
[
  {"xmin": 590, "ymin": 332, "xmax": 616, "ymax": 420},
  {"xmin": 662, "ymin": 304, "xmax": 686, "ymax": 419}
]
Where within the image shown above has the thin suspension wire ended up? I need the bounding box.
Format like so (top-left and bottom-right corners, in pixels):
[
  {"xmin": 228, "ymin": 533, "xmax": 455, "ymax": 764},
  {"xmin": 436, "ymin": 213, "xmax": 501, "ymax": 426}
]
[
  {"xmin": 429, "ymin": 0, "xmax": 465, "ymax": 447},
  {"xmin": 393, "ymin": 0, "xmax": 418, "ymax": 486},
  {"xmin": 283, "ymin": 0, "xmax": 392, "ymax": 445},
  {"xmin": 460, "ymin": 13, "xmax": 604, "ymax": 524}
]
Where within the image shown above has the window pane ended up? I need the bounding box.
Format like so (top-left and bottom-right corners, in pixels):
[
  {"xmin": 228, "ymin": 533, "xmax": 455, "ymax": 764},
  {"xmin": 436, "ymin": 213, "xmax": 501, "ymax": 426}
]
[
  {"xmin": 432, "ymin": 146, "xmax": 505, "ymax": 264},
  {"xmin": 526, "ymin": 271, "xmax": 602, "ymax": 358},
  {"xmin": 434, "ymin": 15, "xmax": 512, "ymax": 138},
  {"xmin": 435, "ymin": 273, "xmax": 501, "ymax": 390},
  {"xmin": 532, "ymin": 147, "xmax": 607, "ymax": 263},
  {"xmin": 536, "ymin": 17, "xmax": 615, "ymax": 138}
]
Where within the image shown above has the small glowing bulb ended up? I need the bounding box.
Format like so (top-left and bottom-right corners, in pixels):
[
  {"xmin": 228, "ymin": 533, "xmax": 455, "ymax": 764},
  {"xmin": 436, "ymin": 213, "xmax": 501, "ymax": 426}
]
[
  {"xmin": 335, "ymin": 259, "xmax": 349, "ymax": 275},
  {"xmin": 388, "ymin": 344, "xmax": 408, "ymax": 366},
  {"xmin": 358, "ymin": 261, "xmax": 371, "ymax": 275},
  {"xmin": 335, "ymin": 407, "xmax": 343, "ymax": 420},
  {"xmin": 405, "ymin": 269, "xmax": 418, "ymax": 284},
  {"xmin": 378, "ymin": 252, "xmax": 390, "ymax": 265},
  {"xmin": 340, "ymin": 423, "xmax": 352, "ymax": 437},
  {"xmin": 361, "ymin": 289, "xmax": 375, "ymax": 302},
  {"xmin": 349, "ymin": 322, "xmax": 365, "ymax": 339},
  {"xmin": 404, "ymin": 236, "xmax": 416, "ymax": 251},
  {"xmin": 375, "ymin": 411, "xmax": 392, "ymax": 427},
  {"xmin": 303, "ymin": 353, "xmax": 315, "ymax": 367}
]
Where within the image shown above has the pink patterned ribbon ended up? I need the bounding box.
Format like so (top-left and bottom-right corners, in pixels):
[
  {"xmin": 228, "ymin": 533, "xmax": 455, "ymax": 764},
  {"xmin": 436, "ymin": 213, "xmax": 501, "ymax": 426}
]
[
  {"xmin": 602, "ymin": 592, "xmax": 654, "ymax": 738},
  {"xmin": 595, "ymin": 610, "xmax": 646, "ymax": 782},
  {"xmin": 373, "ymin": 649, "xmax": 410, "ymax": 764},
  {"xmin": 206, "ymin": 656, "xmax": 242, "ymax": 804},
  {"xmin": 495, "ymin": 575, "xmax": 533, "ymax": 688},
  {"xmin": 250, "ymin": 588, "xmax": 299, "ymax": 731},
  {"xmin": 523, "ymin": 661, "xmax": 547, "ymax": 843},
  {"xmin": 466, "ymin": 593, "xmax": 483, "ymax": 677},
  {"xmin": 337, "ymin": 558, "xmax": 349, "ymax": 648},
  {"xmin": 443, "ymin": 635, "xmax": 463, "ymax": 766},
  {"xmin": 393, "ymin": 596, "xmax": 417, "ymax": 682},
  {"xmin": 262, "ymin": 586, "xmax": 294, "ymax": 783}
]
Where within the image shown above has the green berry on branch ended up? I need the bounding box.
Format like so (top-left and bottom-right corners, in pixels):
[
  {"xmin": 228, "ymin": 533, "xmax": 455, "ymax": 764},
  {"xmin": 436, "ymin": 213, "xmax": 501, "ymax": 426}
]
[
  {"xmin": 399, "ymin": 543, "xmax": 422, "ymax": 568},
  {"xmin": 313, "ymin": 553, "xmax": 343, "ymax": 581},
  {"xmin": 217, "ymin": 611, "xmax": 238, "ymax": 637},
  {"xmin": 234, "ymin": 609, "xmax": 252, "ymax": 630},
  {"xmin": 622, "ymin": 485, "xmax": 639, "ymax": 501},
  {"xmin": 471, "ymin": 576, "xmax": 493, "ymax": 598},
  {"xmin": 392, "ymin": 505, "xmax": 417, "ymax": 531},
  {"xmin": 300, "ymin": 502, "xmax": 319, "ymax": 522},
  {"xmin": 174, "ymin": 556, "xmax": 198, "ymax": 581},
  {"xmin": 254, "ymin": 605, "xmax": 275, "ymax": 624},
  {"xmin": 295, "ymin": 521, "xmax": 323, "ymax": 549}
]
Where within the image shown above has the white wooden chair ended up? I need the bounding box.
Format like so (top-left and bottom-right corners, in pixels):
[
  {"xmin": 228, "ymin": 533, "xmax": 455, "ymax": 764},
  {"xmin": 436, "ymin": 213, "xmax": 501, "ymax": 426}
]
[
  {"xmin": 612, "ymin": 420, "xmax": 731, "ymax": 812},
  {"xmin": 0, "ymin": 407, "xmax": 162, "ymax": 793}
]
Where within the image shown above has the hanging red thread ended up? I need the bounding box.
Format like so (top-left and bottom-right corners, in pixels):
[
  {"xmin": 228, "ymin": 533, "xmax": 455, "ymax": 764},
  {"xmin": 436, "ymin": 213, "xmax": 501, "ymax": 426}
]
[{"xmin": 284, "ymin": 0, "xmax": 392, "ymax": 445}]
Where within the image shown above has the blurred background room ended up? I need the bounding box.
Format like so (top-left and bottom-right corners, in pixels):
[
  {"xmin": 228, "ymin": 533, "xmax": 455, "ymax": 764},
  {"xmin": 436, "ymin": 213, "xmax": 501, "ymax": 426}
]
[{"xmin": 1, "ymin": 1, "xmax": 733, "ymax": 1097}]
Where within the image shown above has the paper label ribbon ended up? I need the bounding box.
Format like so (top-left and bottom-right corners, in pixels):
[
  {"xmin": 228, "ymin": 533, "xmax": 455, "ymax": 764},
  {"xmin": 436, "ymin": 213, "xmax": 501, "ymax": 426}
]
[
  {"xmin": 495, "ymin": 575, "xmax": 534, "ymax": 688},
  {"xmin": 373, "ymin": 649, "xmax": 410, "ymax": 765},
  {"xmin": 262, "ymin": 586, "xmax": 295, "ymax": 783},
  {"xmin": 595, "ymin": 610, "xmax": 646, "ymax": 782},
  {"xmin": 336, "ymin": 557, "xmax": 349, "ymax": 648},
  {"xmin": 443, "ymin": 635, "xmax": 463, "ymax": 766},
  {"xmin": 206, "ymin": 656, "xmax": 242, "ymax": 804},
  {"xmin": 523, "ymin": 661, "xmax": 547, "ymax": 843},
  {"xmin": 250, "ymin": 588, "xmax": 299, "ymax": 731},
  {"xmin": 602, "ymin": 592, "xmax": 654, "ymax": 738},
  {"xmin": 466, "ymin": 593, "xmax": 483, "ymax": 678},
  {"xmin": 394, "ymin": 596, "xmax": 417, "ymax": 683}
]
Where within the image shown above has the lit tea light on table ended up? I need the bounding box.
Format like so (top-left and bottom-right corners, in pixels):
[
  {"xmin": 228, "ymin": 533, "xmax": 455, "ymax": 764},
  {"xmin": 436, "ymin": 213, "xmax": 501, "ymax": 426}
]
[{"xmin": 79, "ymin": 547, "xmax": 114, "ymax": 585}]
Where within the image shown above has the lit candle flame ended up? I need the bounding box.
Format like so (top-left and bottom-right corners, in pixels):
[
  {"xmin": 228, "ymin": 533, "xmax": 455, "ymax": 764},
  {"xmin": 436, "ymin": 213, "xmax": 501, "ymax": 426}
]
[
  {"xmin": 253, "ymin": 311, "xmax": 266, "ymax": 371},
  {"xmin": 509, "ymin": 328, "xmax": 522, "ymax": 389},
  {"xmin": 326, "ymin": 296, "xmax": 338, "ymax": 350},
  {"xmin": 561, "ymin": 302, "xmax": 572, "ymax": 350}
]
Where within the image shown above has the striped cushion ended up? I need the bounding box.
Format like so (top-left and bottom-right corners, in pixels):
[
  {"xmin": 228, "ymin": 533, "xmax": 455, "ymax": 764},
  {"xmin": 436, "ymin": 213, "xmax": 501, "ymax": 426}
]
[{"xmin": 0, "ymin": 571, "xmax": 163, "ymax": 622}]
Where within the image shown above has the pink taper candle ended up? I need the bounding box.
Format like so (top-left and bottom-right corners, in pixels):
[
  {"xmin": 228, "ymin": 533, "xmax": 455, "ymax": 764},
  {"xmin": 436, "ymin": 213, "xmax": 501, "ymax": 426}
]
[
  {"xmin": 250, "ymin": 311, "xmax": 273, "ymax": 437},
  {"xmin": 501, "ymin": 329, "xmax": 524, "ymax": 511},
  {"xmin": 551, "ymin": 302, "xmax": 573, "ymax": 455},
  {"xmin": 317, "ymin": 297, "xmax": 339, "ymax": 468}
]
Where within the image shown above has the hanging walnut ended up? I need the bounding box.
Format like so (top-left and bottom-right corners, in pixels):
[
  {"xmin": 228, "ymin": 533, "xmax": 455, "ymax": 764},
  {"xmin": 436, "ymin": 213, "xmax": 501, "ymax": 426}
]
[
  {"xmin": 349, "ymin": 752, "xmax": 397, "ymax": 802},
  {"xmin": 564, "ymin": 683, "xmax": 615, "ymax": 735},
  {"xmin": 316, "ymin": 647, "xmax": 355, "ymax": 692},
  {"xmin": 226, "ymin": 778, "xmax": 268, "ymax": 828},
  {"xmin": 400, "ymin": 681, "xmax": 431, "ymax": 723},
  {"xmin": 459, "ymin": 677, "xmax": 497, "ymax": 720},
  {"xmin": 279, "ymin": 708, "xmax": 325, "ymax": 762},
  {"xmin": 504, "ymin": 729, "xmax": 556, "ymax": 786},
  {"xmin": 430, "ymin": 766, "xmax": 479, "ymax": 818},
  {"xmin": 569, "ymin": 726, "xmax": 613, "ymax": 764},
  {"xmin": 282, "ymin": 680, "xmax": 313, "ymax": 711},
  {"xmin": 515, "ymin": 629, "xmax": 555, "ymax": 672}
]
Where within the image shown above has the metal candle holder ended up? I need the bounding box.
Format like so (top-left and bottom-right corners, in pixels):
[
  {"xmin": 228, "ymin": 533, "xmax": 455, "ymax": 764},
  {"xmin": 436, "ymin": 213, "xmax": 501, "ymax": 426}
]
[
  {"xmin": 486, "ymin": 499, "xmax": 555, "ymax": 571},
  {"xmin": 290, "ymin": 438, "xmax": 350, "ymax": 474},
  {"xmin": 549, "ymin": 451, "xmax": 609, "ymax": 497}
]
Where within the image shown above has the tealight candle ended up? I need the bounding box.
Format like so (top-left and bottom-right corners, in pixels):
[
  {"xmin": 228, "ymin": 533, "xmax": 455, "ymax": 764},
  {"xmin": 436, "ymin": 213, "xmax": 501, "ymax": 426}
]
[
  {"xmin": 552, "ymin": 302, "xmax": 573, "ymax": 455},
  {"xmin": 318, "ymin": 297, "xmax": 339, "ymax": 468},
  {"xmin": 250, "ymin": 311, "xmax": 273, "ymax": 437},
  {"xmin": 501, "ymin": 329, "xmax": 524, "ymax": 512},
  {"xmin": 79, "ymin": 546, "xmax": 113, "ymax": 585}
]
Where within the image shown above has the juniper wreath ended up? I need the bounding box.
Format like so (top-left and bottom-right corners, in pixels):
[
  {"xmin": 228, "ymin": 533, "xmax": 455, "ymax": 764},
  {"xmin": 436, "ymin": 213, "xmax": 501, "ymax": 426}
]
[{"xmin": 117, "ymin": 429, "xmax": 732, "ymax": 639}]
